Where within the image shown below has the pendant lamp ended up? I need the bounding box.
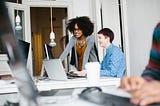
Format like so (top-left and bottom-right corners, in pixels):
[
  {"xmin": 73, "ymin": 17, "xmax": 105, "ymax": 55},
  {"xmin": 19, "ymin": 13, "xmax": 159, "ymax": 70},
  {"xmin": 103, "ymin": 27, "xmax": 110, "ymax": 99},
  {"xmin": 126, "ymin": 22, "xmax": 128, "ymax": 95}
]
[
  {"xmin": 49, "ymin": 0, "xmax": 56, "ymax": 47},
  {"xmin": 15, "ymin": 0, "xmax": 22, "ymax": 30}
]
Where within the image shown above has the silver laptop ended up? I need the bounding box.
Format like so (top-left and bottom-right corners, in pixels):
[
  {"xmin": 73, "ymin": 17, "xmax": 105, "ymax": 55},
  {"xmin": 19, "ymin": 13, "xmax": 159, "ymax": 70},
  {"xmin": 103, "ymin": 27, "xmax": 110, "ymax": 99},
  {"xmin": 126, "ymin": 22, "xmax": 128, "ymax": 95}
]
[
  {"xmin": 42, "ymin": 59, "xmax": 86, "ymax": 81},
  {"xmin": 0, "ymin": 1, "xmax": 39, "ymax": 105},
  {"xmin": 43, "ymin": 59, "xmax": 68, "ymax": 80}
]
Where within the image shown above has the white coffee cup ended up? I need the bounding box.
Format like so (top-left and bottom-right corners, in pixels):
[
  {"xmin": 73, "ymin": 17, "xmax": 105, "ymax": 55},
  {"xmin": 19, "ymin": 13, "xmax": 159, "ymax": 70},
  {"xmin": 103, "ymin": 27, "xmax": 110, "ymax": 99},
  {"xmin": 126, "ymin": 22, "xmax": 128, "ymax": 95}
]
[{"xmin": 85, "ymin": 62, "xmax": 100, "ymax": 86}]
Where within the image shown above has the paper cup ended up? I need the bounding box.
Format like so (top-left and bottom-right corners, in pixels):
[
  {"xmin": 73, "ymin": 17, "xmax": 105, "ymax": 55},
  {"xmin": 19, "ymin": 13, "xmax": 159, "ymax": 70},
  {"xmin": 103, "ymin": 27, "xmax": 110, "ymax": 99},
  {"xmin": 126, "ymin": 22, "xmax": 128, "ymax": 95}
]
[{"xmin": 85, "ymin": 62, "xmax": 100, "ymax": 86}]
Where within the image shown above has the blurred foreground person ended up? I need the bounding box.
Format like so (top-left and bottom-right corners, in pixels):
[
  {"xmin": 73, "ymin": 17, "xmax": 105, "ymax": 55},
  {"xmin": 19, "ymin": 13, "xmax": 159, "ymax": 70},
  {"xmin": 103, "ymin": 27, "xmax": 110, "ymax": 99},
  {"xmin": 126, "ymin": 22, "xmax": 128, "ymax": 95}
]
[{"xmin": 119, "ymin": 22, "xmax": 160, "ymax": 106}]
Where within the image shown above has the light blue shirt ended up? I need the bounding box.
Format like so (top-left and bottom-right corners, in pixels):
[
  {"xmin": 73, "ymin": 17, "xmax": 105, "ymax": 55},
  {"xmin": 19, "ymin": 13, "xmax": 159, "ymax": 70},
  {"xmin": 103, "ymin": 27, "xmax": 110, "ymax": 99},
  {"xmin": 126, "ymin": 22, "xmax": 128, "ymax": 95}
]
[{"xmin": 100, "ymin": 44, "xmax": 126, "ymax": 78}]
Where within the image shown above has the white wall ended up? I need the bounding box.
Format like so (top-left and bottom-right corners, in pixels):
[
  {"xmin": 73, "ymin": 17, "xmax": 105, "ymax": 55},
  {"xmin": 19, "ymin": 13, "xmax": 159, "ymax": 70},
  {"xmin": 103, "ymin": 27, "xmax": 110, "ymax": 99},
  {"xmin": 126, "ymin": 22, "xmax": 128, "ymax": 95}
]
[
  {"xmin": 126, "ymin": 0, "xmax": 160, "ymax": 76},
  {"xmin": 101, "ymin": 0, "xmax": 121, "ymax": 48},
  {"xmin": 91, "ymin": 0, "xmax": 123, "ymax": 62},
  {"xmin": 72, "ymin": 0, "xmax": 91, "ymax": 18}
]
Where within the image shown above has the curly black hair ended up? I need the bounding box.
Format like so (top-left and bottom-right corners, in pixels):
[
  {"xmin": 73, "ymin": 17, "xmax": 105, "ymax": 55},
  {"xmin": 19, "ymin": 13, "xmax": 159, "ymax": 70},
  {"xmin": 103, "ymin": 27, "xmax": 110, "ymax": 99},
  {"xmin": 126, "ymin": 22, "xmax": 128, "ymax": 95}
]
[{"xmin": 67, "ymin": 16, "xmax": 94, "ymax": 37}]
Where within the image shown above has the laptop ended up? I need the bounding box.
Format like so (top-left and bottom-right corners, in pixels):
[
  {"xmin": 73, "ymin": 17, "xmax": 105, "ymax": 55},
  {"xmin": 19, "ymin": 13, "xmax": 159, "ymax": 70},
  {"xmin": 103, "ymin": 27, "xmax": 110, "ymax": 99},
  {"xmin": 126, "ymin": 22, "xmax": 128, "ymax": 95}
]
[
  {"xmin": 0, "ymin": 1, "xmax": 39, "ymax": 105},
  {"xmin": 43, "ymin": 59, "xmax": 68, "ymax": 80},
  {"xmin": 79, "ymin": 88, "xmax": 160, "ymax": 106},
  {"xmin": 42, "ymin": 59, "xmax": 86, "ymax": 80}
]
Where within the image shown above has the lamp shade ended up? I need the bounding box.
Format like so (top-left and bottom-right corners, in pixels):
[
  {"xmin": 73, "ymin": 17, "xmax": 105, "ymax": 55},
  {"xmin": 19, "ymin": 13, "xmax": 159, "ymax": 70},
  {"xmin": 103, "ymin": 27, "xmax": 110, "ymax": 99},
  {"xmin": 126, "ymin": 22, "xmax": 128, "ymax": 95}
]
[
  {"xmin": 15, "ymin": 14, "xmax": 22, "ymax": 30},
  {"xmin": 49, "ymin": 31, "xmax": 56, "ymax": 47}
]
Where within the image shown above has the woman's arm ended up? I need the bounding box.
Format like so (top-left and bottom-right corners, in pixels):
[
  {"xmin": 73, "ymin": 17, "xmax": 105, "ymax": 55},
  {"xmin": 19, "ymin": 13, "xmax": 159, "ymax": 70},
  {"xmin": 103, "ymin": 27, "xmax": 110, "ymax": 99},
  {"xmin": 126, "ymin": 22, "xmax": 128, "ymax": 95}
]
[
  {"xmin": 82, "ymin": 35, "xmax": 95, "ymax": 69},
  {"xmin": 142, "ymin": 23, "xmax": 160, "ymax": 80},
  {"xmin": 59, "ymin": 36, "xmax": 76, "ymax": 61}
]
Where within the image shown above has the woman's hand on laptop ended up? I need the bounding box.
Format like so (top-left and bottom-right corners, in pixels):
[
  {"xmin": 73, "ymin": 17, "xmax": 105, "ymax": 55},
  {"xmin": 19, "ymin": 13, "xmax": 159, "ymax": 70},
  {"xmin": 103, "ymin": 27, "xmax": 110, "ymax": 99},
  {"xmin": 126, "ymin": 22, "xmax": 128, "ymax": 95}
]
[
  {"xmin": 69, "ymin": 70, "xmax": 86, "ymax": 76},
  {"xmin": 75, "ymin": 70, "xmax": 87, "ymax": 76},
  {"xmin": 69, "ymin": 70, "xmax": 76, "ymax": 73}
]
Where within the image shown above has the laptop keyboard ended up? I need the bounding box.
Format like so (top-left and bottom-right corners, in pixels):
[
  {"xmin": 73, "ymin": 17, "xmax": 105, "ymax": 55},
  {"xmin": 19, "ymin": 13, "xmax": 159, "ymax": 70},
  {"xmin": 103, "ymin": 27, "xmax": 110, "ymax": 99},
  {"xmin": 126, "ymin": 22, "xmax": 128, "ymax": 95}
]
[{"xmin": 79, "ymin": 92, "xmax": 160, "ymax": 106}]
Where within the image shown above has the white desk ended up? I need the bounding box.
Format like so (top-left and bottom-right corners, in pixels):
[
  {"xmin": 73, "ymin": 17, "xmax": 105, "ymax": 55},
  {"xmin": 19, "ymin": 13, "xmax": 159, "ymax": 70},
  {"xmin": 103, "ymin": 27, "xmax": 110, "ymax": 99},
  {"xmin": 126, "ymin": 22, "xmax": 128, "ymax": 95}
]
[
  {"xmin": 0, "ymin": 85, "xmax": 131, "ymax": 106},
  {"xmin": 0, "ymin": 80, "xmax": 18, "ymax": 93},
  {"xmin": 36, "ymin": 77, "xmax": 120, "ymax": 91},
  {"xmin": 0, "ymin": 55, "xmax": 12, "ymax": 76},
  {"xmin": 35, "ymin": 86, "xmax": 131, "ymax": 106},
  {"xmin": 0, "ymin": 77, "xmax": 120, "ymax": 94}
]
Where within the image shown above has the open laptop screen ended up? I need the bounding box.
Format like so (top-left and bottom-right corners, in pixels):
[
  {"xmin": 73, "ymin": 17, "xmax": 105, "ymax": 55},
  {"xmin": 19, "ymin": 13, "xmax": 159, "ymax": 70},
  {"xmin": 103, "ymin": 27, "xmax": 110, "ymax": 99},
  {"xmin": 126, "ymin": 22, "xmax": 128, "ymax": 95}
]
[
  {"xmin": 18, "ymin": 39, "xmax": 30, "ymax": 65},
  {"xmin": 0, "ymin": 0, "xmax": 39, "ymax": 105},
  {"xmin": 44, "ymin": 44, "xmax": 54, "ymax": 60}
]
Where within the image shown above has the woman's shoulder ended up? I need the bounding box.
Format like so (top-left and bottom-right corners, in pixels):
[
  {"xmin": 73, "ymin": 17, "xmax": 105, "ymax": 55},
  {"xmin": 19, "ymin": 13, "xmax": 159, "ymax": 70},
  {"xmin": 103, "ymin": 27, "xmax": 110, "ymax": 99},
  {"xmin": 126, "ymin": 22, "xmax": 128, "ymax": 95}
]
[
  {"xmin": 70, "ymin": 35, "xmax": 76, "ymax": 40},
  {"xmin": 86, "ymin": 35, "xmax": 95, "ymax": 43},
  {"xmin": 69, "ymin": 36, "xmax": 76, "ymax": 42},
  {"xmin": 87, "ymin": 34, "xmax": 95, "ymax": 39}
]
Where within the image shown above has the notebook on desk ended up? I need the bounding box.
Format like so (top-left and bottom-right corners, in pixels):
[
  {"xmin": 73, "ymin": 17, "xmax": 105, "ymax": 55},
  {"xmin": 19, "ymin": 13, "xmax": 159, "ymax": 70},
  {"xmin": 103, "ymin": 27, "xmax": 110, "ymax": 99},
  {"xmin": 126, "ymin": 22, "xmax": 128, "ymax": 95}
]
[{"xmin": 42, "ymin": 59, "xmax": 86, "ymax": 81}]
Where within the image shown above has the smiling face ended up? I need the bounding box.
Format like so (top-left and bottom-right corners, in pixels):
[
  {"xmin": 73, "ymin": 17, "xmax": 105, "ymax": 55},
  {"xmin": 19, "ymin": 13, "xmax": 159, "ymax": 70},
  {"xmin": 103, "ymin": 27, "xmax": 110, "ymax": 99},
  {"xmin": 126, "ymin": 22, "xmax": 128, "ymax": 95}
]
[
  {"xmin": 98, "ymin": 34, "xmax": 111, "ymax": 48},
  {"xmin": 74, "ymin": 24, "xmax": 84, "ymax": 39}
]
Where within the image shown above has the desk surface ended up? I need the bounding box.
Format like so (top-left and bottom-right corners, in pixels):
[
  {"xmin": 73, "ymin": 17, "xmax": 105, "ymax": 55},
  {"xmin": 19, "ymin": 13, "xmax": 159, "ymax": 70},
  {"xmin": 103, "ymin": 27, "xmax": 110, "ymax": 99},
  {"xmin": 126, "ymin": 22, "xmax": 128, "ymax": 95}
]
[
  {"xmin": 36, "ymin": 77, "xmax": 120, "ymax": 91},
  {"xmin": 0, "ymin": 77, "xmax": 120, "ymax": 94},
  {"xmin": 39, "ymin": 86, "xmax": 131, "ymax": 106},
  {"xmin": 0, "ymin": 85, "xmax": 131, "ymax": 106}
]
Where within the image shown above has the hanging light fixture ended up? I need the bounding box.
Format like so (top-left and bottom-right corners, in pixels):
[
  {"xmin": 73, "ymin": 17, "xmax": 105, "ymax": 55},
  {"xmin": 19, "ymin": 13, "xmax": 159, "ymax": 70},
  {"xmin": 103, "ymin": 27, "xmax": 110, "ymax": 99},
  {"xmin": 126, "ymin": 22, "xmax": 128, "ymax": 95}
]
[
  {"xmin": 15, "ymin": 0, "xmax": 22, "ymax": 30},
  {"xmin": 49, "ymin": 0, "xmax": 56, "ymax": 47}
]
